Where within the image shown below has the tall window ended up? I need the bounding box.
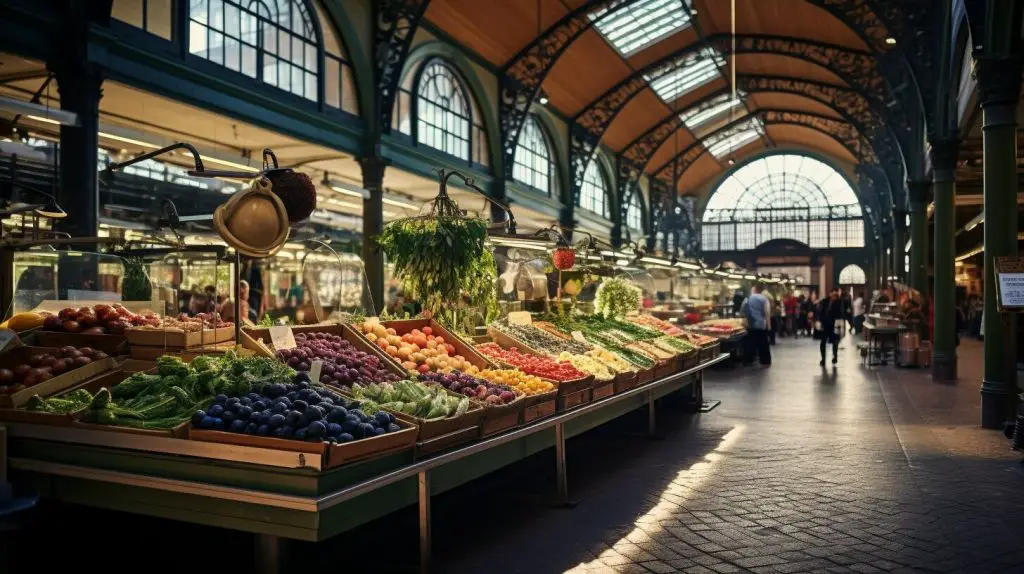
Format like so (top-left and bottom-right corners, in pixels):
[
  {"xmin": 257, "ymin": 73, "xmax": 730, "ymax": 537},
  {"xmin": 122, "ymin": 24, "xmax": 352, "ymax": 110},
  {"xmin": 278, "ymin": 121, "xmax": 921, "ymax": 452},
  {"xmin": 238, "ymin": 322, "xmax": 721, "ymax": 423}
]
[
  {"xmin": 416, "ymin": 60, "xmax": 471, "ymax": 160},
  {"xmin": 513, "ymin": 116, "xmax": 552, "ymax": 194},
  {"xmin": 626, "ymin": 192, "xmax": 644, "ymax": 230},
  {"xmin": 702, "ymin": 154, "xmax": 864, "ymax": 251},
  {"xmin": 185, "ymin": 0, "xmax": 355, "ymax": 112},
  {"xmin": 579, "ymin": 160, "xmax": 610, "ymax": 217}
]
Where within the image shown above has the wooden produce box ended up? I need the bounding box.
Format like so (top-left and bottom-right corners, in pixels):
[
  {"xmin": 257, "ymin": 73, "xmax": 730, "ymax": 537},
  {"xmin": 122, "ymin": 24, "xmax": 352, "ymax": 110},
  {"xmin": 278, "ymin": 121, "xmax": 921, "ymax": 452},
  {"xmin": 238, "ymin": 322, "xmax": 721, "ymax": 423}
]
[
  {"xmin": 242, "ymin": 323, "xmax": 405, "ymax": 378},
  {"xmin": 521, "ymin": 390, "xmax": 557, "ymax": 423},
  {"xmin": 612, "ymin": 370, "xmax": 639, "ymax": 394},
  {"xmin": 0, "ymin": 346, "xmax": 117, "ymax": 408},
  {"xmin": 0, "ymin": 368, "xmax": 130, "ymax": 426},
  {"xmin": 680, "ymin": 348, "xmax": 699, "ymax": 370},
  {"xmin": 486, "ymin": 326, "xmax": 551, "ymax": 358},
  {"xmin": 382, "ymin": 318, "xmax": 497, "ymax": 371},
  {"xmin": 636, "ymin": 367, "xmax": 655, "ymax": 385},
  {"xmin": 653, "ymin": 355, "xmax": 682, "ymax": 379},
  {"xmin": 699, "ymin": 341, "xmax": 721, "ymax": 364},
  {"xmin": 32, "ymin": 330, "xmax": 129, "ymax": 356},
  {"xmin": 478, "ymin": 394, "xmax": 526, "ymax": 437},
  {"xmin": 554, "ymin": 375, "xmax": 594, "ymax": 412},
  {"xmin": 190, "ymin": 419, "xmax": 417, "ymax": 469},
  {"xmin": 124, "ymin": 325, "xmax": 235, "ymax": 349},
  {"xmin": 590, "ymin": 378, "xmax": 615, "ymax": 401},
  {"xmin": 74, "ymin": 418, "xmax": 191, "ymax": 439},
  {"xmin": 386, "ymin": 392, "xmax": 485, "ymax": 455},
  {"xmin": 129, "ymin": 341, "xmax": 236, "ymax": 361}
]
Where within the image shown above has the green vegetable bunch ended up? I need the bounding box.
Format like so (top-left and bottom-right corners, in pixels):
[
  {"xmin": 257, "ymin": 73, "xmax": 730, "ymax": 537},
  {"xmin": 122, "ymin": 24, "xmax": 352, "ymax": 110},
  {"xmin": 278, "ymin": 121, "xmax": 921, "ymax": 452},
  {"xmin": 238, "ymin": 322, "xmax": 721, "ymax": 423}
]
[
  {"xmin": 377, "ymin": 216, "xmax": 497, "ymax": 323},
  {"xmin": 350, "ymin": 380, "xmax": 470, "ymax": 420},
  {"xmin": 594, "ymin": 278, "xmax": 642, "ymax": 319}
]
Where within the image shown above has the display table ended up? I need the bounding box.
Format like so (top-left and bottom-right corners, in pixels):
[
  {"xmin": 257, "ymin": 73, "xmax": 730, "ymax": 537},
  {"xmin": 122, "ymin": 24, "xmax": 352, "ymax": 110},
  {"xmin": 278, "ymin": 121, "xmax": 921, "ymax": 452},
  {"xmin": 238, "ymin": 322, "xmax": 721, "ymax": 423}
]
[
  {"xmin": 4, "ymin": 354, "xmax": 729, "ymax": 572},
  {"xmin": 862, "ymin": 322, "xmax": 905, "ymax": 366}
]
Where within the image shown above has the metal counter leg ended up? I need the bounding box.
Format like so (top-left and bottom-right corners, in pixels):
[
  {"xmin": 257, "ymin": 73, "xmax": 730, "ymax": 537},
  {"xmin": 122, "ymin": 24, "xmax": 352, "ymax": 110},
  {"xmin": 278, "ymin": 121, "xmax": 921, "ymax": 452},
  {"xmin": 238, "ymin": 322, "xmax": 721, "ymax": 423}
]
[
  {"xmin": 549, "ymin": 422, "xmax": 577, "ymax": 507},
  {"xmin": 418, "ymin": 471, "xmax": 431, "ymax": 574},
  {"xmin": 647, "ymin": 390, "xmax": 657, "ymax": 436},
  {"xmin": 254, "ymin": 534, "xmax": 283, "ymax": 574}
]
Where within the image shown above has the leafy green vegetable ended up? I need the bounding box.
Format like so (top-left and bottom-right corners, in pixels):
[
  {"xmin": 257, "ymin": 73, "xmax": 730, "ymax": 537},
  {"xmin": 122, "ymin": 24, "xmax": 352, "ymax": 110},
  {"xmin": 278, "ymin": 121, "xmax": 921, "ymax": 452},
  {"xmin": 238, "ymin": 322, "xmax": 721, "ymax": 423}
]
[
  {"xmin": 350, "ymin": 380, "xmax": 470, "ymax": 420},
  {"xmin": 594, "ymin": 278, "xmax": 642, "ymax": 319}
]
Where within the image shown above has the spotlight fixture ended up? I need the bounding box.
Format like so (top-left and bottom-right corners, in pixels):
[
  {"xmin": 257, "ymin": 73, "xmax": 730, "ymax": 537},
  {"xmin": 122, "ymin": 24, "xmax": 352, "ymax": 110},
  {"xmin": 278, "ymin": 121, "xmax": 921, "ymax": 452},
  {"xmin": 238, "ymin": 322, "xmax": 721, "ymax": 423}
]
[
  {"xmin": 539, "ymin": 94, "xmax": 549, "ymax": 105},
  {"xmin": 885, "ymin": 37, "xmax": 896, "ymax": 45},
  {"xmin": 727, "ymin": 158, "xmax": 735, "ymax": 165}
]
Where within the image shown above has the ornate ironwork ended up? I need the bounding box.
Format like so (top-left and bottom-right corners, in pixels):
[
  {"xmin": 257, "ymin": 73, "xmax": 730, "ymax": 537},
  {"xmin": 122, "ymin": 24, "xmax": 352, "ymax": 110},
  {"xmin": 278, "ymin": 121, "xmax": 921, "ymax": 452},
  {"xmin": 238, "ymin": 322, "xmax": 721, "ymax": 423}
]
[
  {"xmin": 376, "ymin": 0, "xmax": 430, "ymax": 135},
  {"xmin": 499, "ymin": 0, "xmax": 638, "ymax": 177}
]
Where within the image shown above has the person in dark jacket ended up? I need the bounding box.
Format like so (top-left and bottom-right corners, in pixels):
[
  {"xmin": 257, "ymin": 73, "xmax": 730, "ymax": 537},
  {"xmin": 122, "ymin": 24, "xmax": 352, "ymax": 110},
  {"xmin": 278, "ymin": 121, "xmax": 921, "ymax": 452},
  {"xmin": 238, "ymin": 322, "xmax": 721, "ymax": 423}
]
[{"xmin": 816, "ymin": 288, "xmax": 845, "ymax": 366}]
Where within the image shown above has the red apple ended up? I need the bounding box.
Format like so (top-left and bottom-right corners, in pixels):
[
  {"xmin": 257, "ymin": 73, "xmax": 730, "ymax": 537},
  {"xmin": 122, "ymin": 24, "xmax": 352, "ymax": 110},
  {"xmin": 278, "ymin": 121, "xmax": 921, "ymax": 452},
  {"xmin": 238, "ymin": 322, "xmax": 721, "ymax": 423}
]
[
  {"xmin": 57, "ymin": 308, "xmax": 77, "ymax": 320},
  {"xmin": 62, "ymin": 320, "xmax": 82, "ymax": 333},
  {"xmin": 43, "ymin": 315, "xmax": 63, "ymax": 330}
]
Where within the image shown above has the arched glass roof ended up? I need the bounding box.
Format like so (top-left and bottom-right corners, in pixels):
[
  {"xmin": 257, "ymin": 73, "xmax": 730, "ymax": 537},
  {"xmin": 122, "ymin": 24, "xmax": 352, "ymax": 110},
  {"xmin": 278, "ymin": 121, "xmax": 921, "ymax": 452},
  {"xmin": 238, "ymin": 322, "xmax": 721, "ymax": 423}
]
[{"xmin": 703, "ymin": 154, "xmax": 862, "ymax": 223}]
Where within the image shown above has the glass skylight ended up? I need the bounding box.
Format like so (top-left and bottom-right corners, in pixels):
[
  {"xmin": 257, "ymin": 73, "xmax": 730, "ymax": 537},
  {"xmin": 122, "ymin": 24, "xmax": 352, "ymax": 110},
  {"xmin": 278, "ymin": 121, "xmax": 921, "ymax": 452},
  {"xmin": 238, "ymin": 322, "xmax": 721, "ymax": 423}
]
[
  {"xmin": 590, "ymin": 0, "xmax": 692, "ymax": 57},
  {"xmin": 645, "ymin": 47, "xmax": 723, "ymax": 103},
  {"xmin": 704, "ymin": 117, "xmax": 764, "ymax": 158},
  {"xmin": 681, "ymin": 92, "xmax": 745, "ymax": 132}
]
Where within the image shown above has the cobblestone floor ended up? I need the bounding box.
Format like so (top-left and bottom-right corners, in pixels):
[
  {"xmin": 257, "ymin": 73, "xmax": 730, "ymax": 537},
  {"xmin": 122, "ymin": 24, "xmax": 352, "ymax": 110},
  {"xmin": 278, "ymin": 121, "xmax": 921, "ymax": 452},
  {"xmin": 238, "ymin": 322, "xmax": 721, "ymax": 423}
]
[{"xmin": 438, "ymin": 336, "xmax": 1024, "ymax": 574}]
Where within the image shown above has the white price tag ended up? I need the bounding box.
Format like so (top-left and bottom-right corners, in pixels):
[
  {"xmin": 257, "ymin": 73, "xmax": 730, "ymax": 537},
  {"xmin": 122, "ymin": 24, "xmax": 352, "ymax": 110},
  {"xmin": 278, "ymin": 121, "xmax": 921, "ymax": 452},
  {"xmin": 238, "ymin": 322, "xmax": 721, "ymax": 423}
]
[
  {"xmin": 508, "ymin": 311, "xmax": 533, "ymax": 326},
  {"xmin": 309, "ymin": 360, "xmax": 323, "ymax": 383},
  {"xmin": 998, "ymin": 272, "xmax": 1024, "ymax": 307},
  {"xmin": 269, "ymin": 326, "xmax": 297, "ymax": 350},
  {"xmin": 571, "ymin": 330, "xmax": 588, "ymax": 343}
]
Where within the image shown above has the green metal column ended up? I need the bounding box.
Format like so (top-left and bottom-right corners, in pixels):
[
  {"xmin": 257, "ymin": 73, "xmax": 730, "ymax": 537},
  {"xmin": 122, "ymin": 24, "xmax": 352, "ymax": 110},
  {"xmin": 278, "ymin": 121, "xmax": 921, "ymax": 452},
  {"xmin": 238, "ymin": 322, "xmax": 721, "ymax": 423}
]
[
  {"xmin": 977, "ymin": 54, "xmax": 1023, "ymax": 427},
  {"xmin": 359, "ymin": 157, "xmax": 387, "ymax": 314},
  {"xmin": 908, "ymin": 181, "xmax": 931, "ymax": 297},
  {"xmin": 893, "ymin": 211, "xmax": 907, "ymax": 284},
  {"xmin": 930, "ymin": 138, "xmax": 959, "ymax": 381}
]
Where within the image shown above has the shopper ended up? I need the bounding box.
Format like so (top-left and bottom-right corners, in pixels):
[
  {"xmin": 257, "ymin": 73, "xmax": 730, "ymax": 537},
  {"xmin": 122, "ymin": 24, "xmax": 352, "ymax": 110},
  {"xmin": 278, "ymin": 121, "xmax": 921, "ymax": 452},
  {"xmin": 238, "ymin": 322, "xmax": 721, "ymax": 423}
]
[
  {"xmin": 816, "ymin": 288, "xmax": 844, "ymax": 366},
  {"xmin": 741, "ymin": 284, "xmax": 772, "ymax": 366},
  {"xmin": 769, "ymin": 290, "xmax": 782, "ymax": 345},
  {"xmin": 783, "ymin": 292, "xmax": 798, "ymax": 337},
  {"xmin": 852, "ymin": 292, "xmax": 865, "ymax": 334},
  {"xmin": 732, "ymin": 288, "xmax": 745, "ymax": 317}
]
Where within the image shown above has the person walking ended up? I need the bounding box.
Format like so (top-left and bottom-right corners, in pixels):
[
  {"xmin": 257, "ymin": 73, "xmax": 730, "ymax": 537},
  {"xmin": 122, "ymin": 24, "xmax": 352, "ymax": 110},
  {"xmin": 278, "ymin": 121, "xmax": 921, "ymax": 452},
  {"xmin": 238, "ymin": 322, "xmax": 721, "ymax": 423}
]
[
  {"xmin": 783, "ymin": 293, "xmax": 798, "ymax": 337},
  {"xmin": 852, "ymin": 292, "xmax": 865, "ymax": 334},
  {"xmin": 741, "ymin": 284, "xmax": 772, "ymax": 366},
  {"xmin": 816, "ymin": 288, "xmax": 844, "ymax": 366}
]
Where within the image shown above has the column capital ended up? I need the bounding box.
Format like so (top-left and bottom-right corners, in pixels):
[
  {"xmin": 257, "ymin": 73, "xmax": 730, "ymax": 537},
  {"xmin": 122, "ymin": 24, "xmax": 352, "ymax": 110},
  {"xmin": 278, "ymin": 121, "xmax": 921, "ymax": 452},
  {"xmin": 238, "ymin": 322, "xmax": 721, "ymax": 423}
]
[
  {"xmin": 974, "ymin": 54, "xmax": 1023, "ymax": 109},
  {"xmin": 357, "ymin": 156, "xmax": 388, "ymax": 188},
  {"xmin": 928, "ymin": 137, "xmax": 959, "ymax": 182}
]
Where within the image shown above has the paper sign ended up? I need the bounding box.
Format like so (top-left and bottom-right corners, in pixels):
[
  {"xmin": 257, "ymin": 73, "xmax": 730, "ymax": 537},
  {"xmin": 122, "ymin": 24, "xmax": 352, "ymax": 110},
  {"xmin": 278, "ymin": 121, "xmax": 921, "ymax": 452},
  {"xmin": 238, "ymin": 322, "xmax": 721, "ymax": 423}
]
[
  {"xmin": 508, "ymin": 311, "xmax": 532, "ymax": 326},
  {"xmin": 571, "ymin": 330, "xmax": 588, "ymax": 343},
  {"xmin": 269, "ymin": 326, "xmax": 296, "ymax": 350},
  {"xmin": 309, "ymin": 360, "xmax": 323, "ymax": 383},
  {"xmin": 994, "ymin": 257, "xmax": 1024, "ymax": 311}
]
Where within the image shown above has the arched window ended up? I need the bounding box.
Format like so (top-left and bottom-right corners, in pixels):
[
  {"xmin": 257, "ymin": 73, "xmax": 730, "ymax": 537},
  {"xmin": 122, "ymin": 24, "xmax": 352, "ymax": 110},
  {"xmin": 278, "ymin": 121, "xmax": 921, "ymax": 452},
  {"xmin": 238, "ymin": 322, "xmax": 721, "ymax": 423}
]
[
  {"xmin": 416, "ymin": 60, "xmax": 471, "ymax": 160},
  {"xmin": 579, "ymin": 160, "xmax": 610, "ymax": 217},
  {"xmin": 702, "ymin": 154, "xmax": 864, "ymax": 251},
  {"xmin": 626, "ymin": 192, "xmax": 644, "ymax": 231},
  {"xmin": 184, "ymin": 0, "xmax": 356, "ymax": 113},
  {"xmin": 513, "ymin": 116, "xmax": 552, "ymax": 195},
  {"xmin": 839, "ymin": 264, "xmax": 867, "ymax": 285}
]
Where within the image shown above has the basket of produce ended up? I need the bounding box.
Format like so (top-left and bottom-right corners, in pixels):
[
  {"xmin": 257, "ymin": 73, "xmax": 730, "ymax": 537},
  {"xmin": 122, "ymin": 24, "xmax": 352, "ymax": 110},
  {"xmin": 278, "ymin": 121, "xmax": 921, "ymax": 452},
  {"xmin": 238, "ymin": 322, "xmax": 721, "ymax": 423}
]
[
  {"xmin": 72, "ymin": 353, "xmax": 281, "ymax": 438},
  {"xmin": 0, "ymin": 368, "xmax": 131, "ymax": 426},
  {"xmin": 418, "ymin": 370, "xmax": 525, "ymax": 436},
  {"xmin": 124, "ymin": 312, "xmax": 234, "ymax": 348},
  {"xmin": 0, "ymin": 344, "xmax": 116, "ymax": 408},
  {"xmin": 626, "ymin": 313, "xmax": 684, "ymax": 337},
  {"xmin": 347, "ymin": 379, "xmax": 483, "ymax": 454},
  {"xmin": 487, "ymin": 320, "xmax": 593, "ymax": 358},
  {"xmin": 474, "ymin": 342, "xmax": 593, "ymax": 411},
  {"xmin": 475, "ymin": 368, "xmax": 557, "ymax": 423},
  {"xmin": 244, "ymin": 324, "xmax": 404, "ymax": 389},
  {"xmin": 31, "ymin": 303, "xmax": 150, "ymax": 354},
  {"xmin": 353, "ymin": 318, "xmax": 493, "ymax": 375},
  {"xmin": 189, "ymin": 372, "xmax": 416, "ymax": 468}
]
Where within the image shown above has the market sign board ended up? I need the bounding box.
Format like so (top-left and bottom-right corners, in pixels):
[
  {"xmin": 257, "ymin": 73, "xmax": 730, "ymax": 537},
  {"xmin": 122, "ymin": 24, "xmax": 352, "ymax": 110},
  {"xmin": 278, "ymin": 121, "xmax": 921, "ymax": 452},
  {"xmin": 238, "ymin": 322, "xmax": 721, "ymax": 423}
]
[{"xmin": 993, "ymin": 257, "xmax": 1024, "ymax": 312}]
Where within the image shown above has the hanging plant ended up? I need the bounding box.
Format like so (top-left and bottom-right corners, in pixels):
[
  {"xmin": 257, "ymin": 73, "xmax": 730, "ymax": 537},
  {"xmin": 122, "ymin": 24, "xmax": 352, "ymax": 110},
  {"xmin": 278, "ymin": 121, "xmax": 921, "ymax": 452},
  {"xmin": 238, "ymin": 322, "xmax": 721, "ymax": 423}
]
[
  {"xmin": 594, "ymin": 277, "xmax": 641, "ymax": 319},
  {"xmin": 122, "ymin": 257, "xmax": 152, "ymax": 301}
]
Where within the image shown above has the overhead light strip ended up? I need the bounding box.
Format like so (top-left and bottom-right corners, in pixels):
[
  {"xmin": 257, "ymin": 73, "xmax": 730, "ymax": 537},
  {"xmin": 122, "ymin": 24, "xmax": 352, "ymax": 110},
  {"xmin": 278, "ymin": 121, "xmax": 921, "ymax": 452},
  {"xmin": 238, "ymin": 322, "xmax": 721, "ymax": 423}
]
[{"xmin": 645, "ymin": 47, "xmax": 724, "ymax": 103}]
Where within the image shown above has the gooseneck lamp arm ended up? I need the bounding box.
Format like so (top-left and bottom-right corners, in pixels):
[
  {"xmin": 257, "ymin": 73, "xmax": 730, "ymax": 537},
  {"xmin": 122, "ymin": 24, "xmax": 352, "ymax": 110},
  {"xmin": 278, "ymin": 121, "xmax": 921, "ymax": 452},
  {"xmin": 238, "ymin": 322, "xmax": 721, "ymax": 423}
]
[
  {"xmin": 105, "ymin": 142, "xmax": 205, "ymax": 174},
  {"xmin": 104, "ymin": 142, "xmax": 263, "ymax": 180},
  {"xmin": 438, "ymin": 169, "xmax": 516, "ymax": 234}
]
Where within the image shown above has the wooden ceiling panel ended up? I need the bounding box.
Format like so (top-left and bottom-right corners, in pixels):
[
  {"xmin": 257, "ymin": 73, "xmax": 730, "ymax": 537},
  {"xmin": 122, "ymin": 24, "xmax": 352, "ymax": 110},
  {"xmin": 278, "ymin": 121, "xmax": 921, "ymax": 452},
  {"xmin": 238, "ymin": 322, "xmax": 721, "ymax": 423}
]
[
  {"xmin": 730, "ymin": 54, "xmax": 847, "ymax": 86},
  {"xmin": 747, "ymin": 93, "xmax": 843, "ymax": 119},
  {"xmin": 692, "ymin": 0, "xmax": 869, "ymax": 51},
  {"xmin": 546, "ymin": 30, "xmax": 637, "ymax": 116},
  {"xmin": 603, "ymin": 91, "xmax": 671, "ymax": 151},
  {"xmin": 424, "ymin": 0, "xmax": 569, "ymax": 65},
  {"xmin": 678, "ymin": 153, "xmax": 729, "ymax": 197},
  {"xmin": 766, "ymin": 125, "xmax": 858, "ymax": 164},
  {"xmin": 646, "ymin": 129, "xmax": 699, "ymax": 175}
]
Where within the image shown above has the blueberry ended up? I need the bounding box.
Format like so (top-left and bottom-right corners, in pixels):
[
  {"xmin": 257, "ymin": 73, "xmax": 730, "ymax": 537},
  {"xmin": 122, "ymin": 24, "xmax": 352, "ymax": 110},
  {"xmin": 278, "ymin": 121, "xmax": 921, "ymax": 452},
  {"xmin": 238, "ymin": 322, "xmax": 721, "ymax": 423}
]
[
  {"xmin": 272, "ymin": 426, "xmax": 288, "ymax": 438},
  {"xmin": 247, "ymin": 393, "xmax": 261, "ymax": 402},
  {"xmin": 214, "ymin": 394, "xmax": 229, "ymax": 404},
  {"xmin": 239, "ymin": 397, "xmax": 253, "ymax": 406},
  {"xmin": 307, "ymin": 420, "xmax": 326, "ymax": 438},
  {"xmin": 327, "ymin": 407, "xmax": 348, "ymax": 423},
  {"xmin": 297, "ymin": 415, "xmax": 310, "ymax": 428},
  {"xmin": 271, "ymin": 402, "xmax": 287, "ymax": 414},
  {"xmin": 229, "ymin": 419, "xmax": 247, "ymax": 432},
  {"xmin": 341, "ymin": 419, "xmax": 359, "ymax": 433},
  {"xmin": 294, "ymin": 428, "xmax": 308, "ymax": 440},
  {"xmin": 337, "ymin": 432, "xmax": 354, "ymax": 443},
  {"xmin": 252, "ymin": 400, "xmax": 267, "ymax": 411},
  {"xmin": 297, "ymin": 389, "xmax": 311, "ymax": 400},
  {"xmin": 237, "ymin": 406, "xmax": 253, "ymax": 420},
  {"xmin": 386, "ymin": 423, "xmax": 401, "ymax": 433},
  {"xmin": 256, "ymin": 424, "xmax": 270, "ymax": 436},
  {"xmin": 358, "ymin": 422, "xmax": 375, "ymax": 436},
  {"xmin": 286, "ymin": 391, "xmax": 298, "ymax": 401},
  {"xmin": 226, "ymin": 397, "xmax": 241, "ymax": 406},
  {"xmin": 245, "ymin": 422, "xmax": 258, "ymax": 434},
  {"xmin": 228, "ymin": 402, "xmax": 242, "ymax": 414},
  {"xmin": 351, "ymin": 409, "xmax": 368, "ymax": 422},
  {"xmin": 345, "ymin": 413, "xmax": 360, "ymax": 425},
  {"xmin": 214, "ymin": 418, "xmax": 227, "ymax": 430},
  {"xmin": 292, "ymin": 399, "xmax": 308, "ymax": 412},
  {"xmin": 191, "ymin": 410, "xmax": 206, "ymax": 425},
  {"xmin": 373, "ymin": 426, "xmax": 386, "ymax": 436},
  {"xmin": 207, "ymin": 404, "xmax": 224, "ymax": 418},
  {"xmin": 326, "ymin": 423, "xmax": 342, "ymax": 437},
  {"xmin": 286, "ymin": 411, "xmax": 302, "ymax": 426},
  {"xmin": 293, "ymin": 372, "xmax": 311, "ymax": 384},
  {"xmin": 374, "ymin": 412, "xmax": 391, "ymax": 426},
  {"xmin": 320, "ymin": 397, "xmax": 334, "ymax": 407},
  {"xmin": 199, "ymin": 416, "xmax": 216, "ymax": 429},
  {"xmin": 279, "ymin": 425, "xmax": 295, "ymax": 438},
  {"xmin": 296, "ymin": 381, "xmax": 310, "ymax": 390},
  {"xmin": 387, "ymin": 412, "xmax": 396, "ymax": 423},
  {"xmin": 269, "ymin": 414, "xmax": 286, "ymax": 428},
  {"xmin": 307, "ymin": 391, "xmax": 322, "ymax": 404},
  {"xmin": 305, "ymin": 406, "xmax": 323, "ymax": 421},
  {"xmin": 222, "ymin": 411, "xmax": 237, "ymax": 424}
]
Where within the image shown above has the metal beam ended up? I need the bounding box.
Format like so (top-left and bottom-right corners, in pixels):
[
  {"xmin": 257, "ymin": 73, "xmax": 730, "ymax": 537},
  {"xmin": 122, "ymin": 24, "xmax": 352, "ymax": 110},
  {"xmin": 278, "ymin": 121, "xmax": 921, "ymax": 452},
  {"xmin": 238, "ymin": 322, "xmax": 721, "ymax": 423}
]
[{"xmin": 374, "ymin": 0, "xmax": 430, "ymax": 140}]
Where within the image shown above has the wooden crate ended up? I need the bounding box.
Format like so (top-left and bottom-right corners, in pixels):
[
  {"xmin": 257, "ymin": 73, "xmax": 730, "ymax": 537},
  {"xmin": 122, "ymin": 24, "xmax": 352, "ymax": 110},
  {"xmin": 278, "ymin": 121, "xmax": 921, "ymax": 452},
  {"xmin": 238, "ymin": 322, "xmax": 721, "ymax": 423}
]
[
  {"xmin": 32, "ymin": 330, "xmax": 128, "ymax": 356},
  {"xmin": 190, "ymin": 419, "xmax": 417, "ymax": 469},
  {"xmin": 478, "ymin": 395, "xmax": 526, "ymax": 437},
  {"xmin": 0, "ymin": 346, "xmax": 117, "ymax": 408},
  {"xmin": 521, "ymin": 390, "xmax": 557, "ymax": 423},
  {"xmin": 699, "ymin": 342, "xmax": 721, "ymax": 363},
  {"xmin": 129, "ymin": 341, "xmax": 236, "ymax": 361},
  {"xmin": 636, "ymin": 367, "xmax": 655, "ymax": 384},
  {"xmin": 485, "ymin": 326, "xmax": 552, "ymax": 358},
  {"xmin": 680, "ymin": 348, "xmax": 700, "ymax": 370},
  {"xmin": 553, "ymin": 375, "xmax": 594, "ymax": 411},
  {"xmin": 612, "ymin": 370, "xmax": 639, "ymax": 394},
  {"xmin": 73, "ymin": 418, "xmax": 191, "ymax": 439},
  {"xmin": 591, "ymin": 378, "xmax": 615, "ymax": 401},
  {"xmin": 124, "ymin": 325, "xmax": 235, "ymax": 348},
  {"xmin": 381, "ymin": 318, "xmax": 498, "ymax": 371},
  {"xmin": 242, "ymin": 323, "xmax": 405, "ymax": 379}
]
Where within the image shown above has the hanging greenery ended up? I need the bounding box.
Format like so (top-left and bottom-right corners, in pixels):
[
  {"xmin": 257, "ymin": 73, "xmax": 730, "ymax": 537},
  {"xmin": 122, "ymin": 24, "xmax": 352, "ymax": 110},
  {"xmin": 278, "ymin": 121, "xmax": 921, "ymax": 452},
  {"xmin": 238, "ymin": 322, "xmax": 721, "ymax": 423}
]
[
  {"xmin": 121, "ymin": 257, "xmax": 152, "ymax": 301},
  {"xmin": 594, "ymin": 277, "xmax": 641, "ymax": 319}
]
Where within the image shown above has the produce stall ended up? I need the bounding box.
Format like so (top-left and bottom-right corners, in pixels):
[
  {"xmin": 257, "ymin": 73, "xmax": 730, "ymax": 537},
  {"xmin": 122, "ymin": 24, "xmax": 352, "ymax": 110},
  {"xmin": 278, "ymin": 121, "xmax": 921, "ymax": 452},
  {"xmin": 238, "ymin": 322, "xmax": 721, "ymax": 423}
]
[{"xmin": 1, "ymin": 164, "xmax": 729, "ymax": 573}]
